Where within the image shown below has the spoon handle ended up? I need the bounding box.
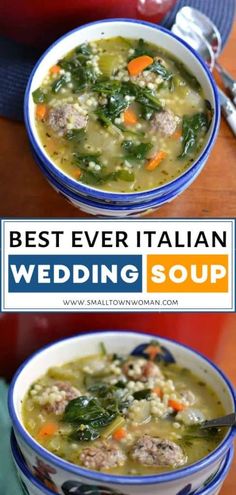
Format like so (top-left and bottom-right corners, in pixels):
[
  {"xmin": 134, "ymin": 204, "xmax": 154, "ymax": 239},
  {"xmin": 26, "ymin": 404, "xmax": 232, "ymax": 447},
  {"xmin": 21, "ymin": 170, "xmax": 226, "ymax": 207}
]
[
  {"xmin": 218, "ymin": 87, "xmax": 236, "ymax": 136},
  {"xmin": 201, "ymin": 413, "xmax": 236, "ymax": 429},
  {"xmin": 215, "ymin": 62, "xmax": 236, "ymax": 106}
]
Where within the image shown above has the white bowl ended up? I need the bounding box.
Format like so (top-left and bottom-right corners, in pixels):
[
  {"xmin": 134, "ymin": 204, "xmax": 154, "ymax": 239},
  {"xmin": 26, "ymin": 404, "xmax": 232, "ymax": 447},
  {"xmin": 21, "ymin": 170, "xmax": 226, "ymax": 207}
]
[
  {"xmin": 11, "ymin": 432, "xmax": 234, "ymax": 495},
  {"xmin": 24, "ymin": 19, "xmax": 220, "ymax": 212},
  {"xmin": 8, "ymin": 332, "xmax": 236, "ymax": 495}
]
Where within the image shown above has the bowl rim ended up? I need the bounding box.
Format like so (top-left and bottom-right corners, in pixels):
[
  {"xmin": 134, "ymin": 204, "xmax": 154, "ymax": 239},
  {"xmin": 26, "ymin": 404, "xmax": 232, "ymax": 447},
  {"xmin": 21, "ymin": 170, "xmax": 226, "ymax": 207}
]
[
  {"xmin": 8, "ymin": 331, "xmax": 236, "ymax": 486},
  {"xmin": 24, "ymin": 18, "xmax": 220, "ymax": 202},
  {"xmin": 11, "ymin": 431, "xmax": 234, "ymax": 495}
]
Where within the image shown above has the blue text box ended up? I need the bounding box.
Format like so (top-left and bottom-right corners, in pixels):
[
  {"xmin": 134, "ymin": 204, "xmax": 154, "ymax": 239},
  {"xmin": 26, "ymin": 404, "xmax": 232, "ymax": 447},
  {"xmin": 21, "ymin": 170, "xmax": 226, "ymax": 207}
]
[{"xmin": 8, "ymin": 254, "xmax": 142, "ymax": 293}]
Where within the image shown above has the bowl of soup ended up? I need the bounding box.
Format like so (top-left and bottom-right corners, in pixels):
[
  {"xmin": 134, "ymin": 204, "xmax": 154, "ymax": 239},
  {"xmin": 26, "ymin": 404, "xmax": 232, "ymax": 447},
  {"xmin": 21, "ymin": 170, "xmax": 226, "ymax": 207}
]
[
  {"xmin": 8, "ymin": 331, "xmax": 235, "ymax": 495},
  {"xmin": 10, "ymin": 431, "xmax": 234, "ymax": 495},
  {"xmin": 24, "ymin": 19, "xmax": 220, "ymax": 216}
]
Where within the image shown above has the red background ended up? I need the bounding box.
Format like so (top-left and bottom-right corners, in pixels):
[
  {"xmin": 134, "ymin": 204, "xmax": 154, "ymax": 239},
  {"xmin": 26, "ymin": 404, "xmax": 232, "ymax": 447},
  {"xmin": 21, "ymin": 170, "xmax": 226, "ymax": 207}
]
[
  {"xmin": 1, "ymin": 312, "xmax": 233, "ymax": 381},
  {"xmin": 0, "ymin": 0, "xmax": 177, "ymax": 47}
]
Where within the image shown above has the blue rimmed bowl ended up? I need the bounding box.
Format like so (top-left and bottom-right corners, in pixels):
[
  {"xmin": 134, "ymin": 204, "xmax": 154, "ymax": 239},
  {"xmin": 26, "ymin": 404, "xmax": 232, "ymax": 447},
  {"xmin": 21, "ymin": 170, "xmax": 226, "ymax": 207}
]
[
  {"xmin": 24, "ymin": 19, "xmax": 220, "ymax": 216},
  {"xmin": 11, "ymin": 431, "xmax": 234, "ymax": 495},
  {"xmin": 8, "ymin": 331, "xmax": 236, "ymax": 495}
]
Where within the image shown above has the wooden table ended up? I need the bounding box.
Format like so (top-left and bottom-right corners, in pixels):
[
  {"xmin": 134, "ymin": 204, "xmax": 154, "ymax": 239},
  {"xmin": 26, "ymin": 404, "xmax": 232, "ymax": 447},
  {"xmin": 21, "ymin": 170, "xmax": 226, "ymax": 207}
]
[{"xmin": 0, "ymin": 25, "xmax": 235, "ymax": 217}]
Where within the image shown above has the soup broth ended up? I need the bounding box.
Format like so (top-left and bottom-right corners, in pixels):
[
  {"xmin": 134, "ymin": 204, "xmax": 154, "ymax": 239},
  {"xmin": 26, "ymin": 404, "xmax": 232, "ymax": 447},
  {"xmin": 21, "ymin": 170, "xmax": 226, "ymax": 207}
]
[
  {"xmin": 23, "ymin": 341, "xmax": 225, "ymax": 476},
  {"xmin": 33, "ymin": 37, "xmax": 213, "ymax": 193}
]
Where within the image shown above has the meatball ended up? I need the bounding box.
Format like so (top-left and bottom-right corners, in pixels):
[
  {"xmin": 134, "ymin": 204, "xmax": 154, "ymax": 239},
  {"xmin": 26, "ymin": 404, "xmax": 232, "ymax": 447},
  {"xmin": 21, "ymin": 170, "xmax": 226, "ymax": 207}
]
[
  {"xmin": 47, "ymin": 104, "xmax": 88, "ymax": 136},
  {"xmin": 80, "ymin": 442, "xmax": 126, "ymax": 471},
  {"xmin": 122, "ymin": 358, "xmax": 163, "ymax": 382},
  {"xmin": 130, "ymin": 435, "xmax": 187, "ymax": 467},
  {"xmin": 31, "ymin": 381, "xmax": 81, "ymax": 415},
  {"xmin": 152, "ymin": 109, "xmax": 177, "ymax": 136}
]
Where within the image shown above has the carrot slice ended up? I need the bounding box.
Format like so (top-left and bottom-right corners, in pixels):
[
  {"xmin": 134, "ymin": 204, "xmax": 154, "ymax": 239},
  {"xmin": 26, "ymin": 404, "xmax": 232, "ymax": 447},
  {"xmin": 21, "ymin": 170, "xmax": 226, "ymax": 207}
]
[
  {"xmin": 123, "ymin": 107, "xmax": 138, "ymax": 125},
  {"xmin": 50, "ymin": 65, "xmax": 61, "ymax": 75},
  {"xmin": 146, "ymin": 150, "xmax": 168, "ymax": 171},
  {"xmin": 145, "ymin": 344, "xmax": 161, "ymax": 360},
  {"xmin": 168, "ymin": 399, "xmax": 185, "ymax": 412},
  {"xmin": 36, "ymin": 103, "xmax": 47, "ymax": 120},
  {"xmin": 74, "ymin": 168, "xmax": 82, "ymax": 180},
  {"xmin": 113, "ymin": 427, "xmax": 127, "ymax": 441},
  {"xmin": 37, "ymin": 422, "xmax": 58, "ymax": 439},
  {"xmin": 153, "ymin": 386, "xmax": 163, "ymax": 398},
  {"xmin": 127, "ymin": 55, "xmax": 154, "ymax": 76},
  {"xmin": 171, "ymin": 130, "xmax": 182, "ymax": 140}
]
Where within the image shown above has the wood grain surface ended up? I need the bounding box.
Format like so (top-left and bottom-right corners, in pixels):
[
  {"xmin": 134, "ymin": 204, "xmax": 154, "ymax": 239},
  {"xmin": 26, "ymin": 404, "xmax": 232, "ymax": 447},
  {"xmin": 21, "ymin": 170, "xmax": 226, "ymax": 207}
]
[{"xmin": 0, "ymin": 24, "xmax": 235, "ymax": 217}]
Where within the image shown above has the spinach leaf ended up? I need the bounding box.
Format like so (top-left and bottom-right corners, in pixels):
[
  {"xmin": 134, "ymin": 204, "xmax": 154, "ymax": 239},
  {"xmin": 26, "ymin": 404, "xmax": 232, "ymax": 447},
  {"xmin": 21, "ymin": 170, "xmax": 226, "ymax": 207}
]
[
  {"xmin": 178, "ymin": 111, "xmax": 210, "ymax": 159},
  {"xmin": 107, "ymin": 93, "xmax": 128, "ymax": 118},
  {"xmin": 79, "ymin": 170, "xmax": 105, "ymax": 185},
  {"xmin": 92, "ymin": 79, "xmax": 162, "ymax": 127},
  {"xmin": 121, "ymin": 81, "xmax": 163, "ymax": 112},
  {"xmin": 74, "ymin": 153, "xmax": 101, "ymax": 167},
  {"xmin": 70, "ymin": 425, "xmax": 100, "ymax": 442},
  {"xmin": 63, "ymin": 396, "xmax": 107, "ymax": 424},
  {"xmin": 74, "ymin": 153, "xmax": 114, "ymax": 186},
  {"xmin": 122, "ymin": 140, "xmax": 152, "ymax": 161},
  {"xmin": 65, "ymin": 129, "xmax": 85, "ymax": 141},
  {"xmin": 95, "ymin": 93, "xmax": 128, "ymax": 126},
  {"xmin": 95, "ymin": 108, "xmax": 112, "ymax": 127},
  {"xmin": 133, "ymin": 389, "xmax": 152, "ymax": 400},
  {"xmin": 72, "ymin": 66, "xmax": 97, "ymax": 92},
  {"xmin": 32, "ymin": 88, "xmax": 48, "ymax": 104},
  {"xmin": 114, "ymin": 380, "xmax": 127, "ymax": 389},
  {"xmin": 63, "ymin": 394, "xmax": 122, "ymax": 442},
  {"xmin": 58, "ymin": 57, "xmax": 79, "ymax": 73},
  {"xmin": 59, "ymin": 46, "xmax": 96, "ymax": 91},
  {"xmin": 140, "ymin": 105, "xmax": 155, "ymax": 121},
  {"xmin": 91, "ymin": 79, "xmax": 122, "ymax": 95},
  {"xmin": 174, "ymin": 60, "xmax": 201, "ymax": 92},
  {"xmin": 51, "ymin": 75, "xmax": 68, "ymax": 93},
  {"xmin": 88, "ymin": 382, "xmax": 113, "ymax": 398},
  {"xmin": 82, "ymin": 170, "xmax": 117, "ymax": 186},
  {"xmin": 129, "ymin": 38, "xmax": 155, "ymax": 60},
  {"xmin": 116, "ymin": 169, "xmax": 135, "ymax": 182},
  {"xmin": 75, "ymin": 43, "xmax": 92, "ymax": 57},
  {"xmin": 148, "ymin": 60, "xmax": 173, "ymax": 82},
  {"xmin": 135, "ymin": 88, "xmax": 163, "ymax": 112},
  {"xmin": 183, "ymin": 426, "xmax": 220, "ymax": 441}
]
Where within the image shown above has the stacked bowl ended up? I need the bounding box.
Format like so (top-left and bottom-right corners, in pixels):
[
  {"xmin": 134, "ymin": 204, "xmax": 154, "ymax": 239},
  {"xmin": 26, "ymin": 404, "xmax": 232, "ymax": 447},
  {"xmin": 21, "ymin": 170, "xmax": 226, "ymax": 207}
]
[
  {"xmin": 24, "ymin": 20, "xmax": 220, "ymax": 217},
  {"xmin": 8, "ymin": 332, "xmax": 236, "ymax": 495}
]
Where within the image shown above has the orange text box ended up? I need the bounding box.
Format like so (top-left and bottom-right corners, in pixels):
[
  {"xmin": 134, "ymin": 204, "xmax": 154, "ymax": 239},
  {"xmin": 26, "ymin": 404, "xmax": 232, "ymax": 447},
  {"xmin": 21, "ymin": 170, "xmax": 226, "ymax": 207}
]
[{"xmin": 147, "ymin": 254, "xmax": 228, "ymax": 293}]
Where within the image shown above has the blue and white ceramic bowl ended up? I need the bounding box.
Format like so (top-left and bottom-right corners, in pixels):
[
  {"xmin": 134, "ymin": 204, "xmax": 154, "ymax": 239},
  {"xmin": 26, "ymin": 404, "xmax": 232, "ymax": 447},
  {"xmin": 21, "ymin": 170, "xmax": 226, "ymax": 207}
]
[
  {"xmin": 8, "ymin": 332, "xmax": 236, "ymax": 495},
  {"xmin": 11, "ymin": 431, "xmax": 234, "ymax": 495},
  {"xmin": 24, "ymin": 19, "xmax": 220, "ymax": 216}
]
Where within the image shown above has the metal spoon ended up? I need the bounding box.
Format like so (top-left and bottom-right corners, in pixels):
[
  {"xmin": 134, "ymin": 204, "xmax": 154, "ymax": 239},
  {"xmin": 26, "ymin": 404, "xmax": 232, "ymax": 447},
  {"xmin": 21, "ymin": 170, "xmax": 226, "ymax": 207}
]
[
  {"xmin": 176, "ymin": 6, "xmax": 236, "ymax": 107},
  {"xmin": 175, "ymin": 6, "xmax": 222, "ymax": 58},
  {"xmin": 215, "ymin": 62, "xmax": 236, "ymax": 106},
  {"xmin": 172, "ymin": 22, "xmax": 215, "ymax": 72},
  {"xmin": 171, "ymin": 21, "xmax": 236, "ymax": 136},
  {"xmin": 200, "ymin": 413, "xmax": 236, "ymax": 429}
]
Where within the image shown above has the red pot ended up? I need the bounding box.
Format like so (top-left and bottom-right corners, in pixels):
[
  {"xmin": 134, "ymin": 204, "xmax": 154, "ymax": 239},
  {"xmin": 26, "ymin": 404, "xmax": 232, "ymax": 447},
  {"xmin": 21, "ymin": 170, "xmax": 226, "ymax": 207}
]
[
  {"xmin": 0, "ymin": 312, "xmax": 231, "ymax": 381},
  {"xmin": 0, "ymin": 0, "xmax": 177, "ymax": 48}
]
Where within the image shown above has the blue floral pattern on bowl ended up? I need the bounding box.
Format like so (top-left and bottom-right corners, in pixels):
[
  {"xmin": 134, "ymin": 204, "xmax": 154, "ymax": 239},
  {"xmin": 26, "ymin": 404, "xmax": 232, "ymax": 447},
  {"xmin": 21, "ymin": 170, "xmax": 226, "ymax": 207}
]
[
  {"xmin": 131, "ymin": 340, "xmax": 176, "ymax": 363},
  {"xmin": 61, "ymin": 481, "xmax": 126, "ymax": 495},
  {"xmin": 176, "ymin": 484, "xmax": 193, "ymax": 495}
]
